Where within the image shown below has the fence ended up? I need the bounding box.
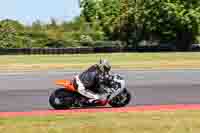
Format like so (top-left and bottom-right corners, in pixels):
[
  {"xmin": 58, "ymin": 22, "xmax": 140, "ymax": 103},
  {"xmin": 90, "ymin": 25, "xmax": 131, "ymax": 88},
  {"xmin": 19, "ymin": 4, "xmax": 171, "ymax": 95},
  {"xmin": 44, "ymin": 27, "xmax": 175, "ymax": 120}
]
[
  {"xmin": 1, "ymin": 46, "xmax": 200, "ymax": 55},
  {"xmin": 0, "ymin": 46, "xmax": 180, "ymax": 55}
]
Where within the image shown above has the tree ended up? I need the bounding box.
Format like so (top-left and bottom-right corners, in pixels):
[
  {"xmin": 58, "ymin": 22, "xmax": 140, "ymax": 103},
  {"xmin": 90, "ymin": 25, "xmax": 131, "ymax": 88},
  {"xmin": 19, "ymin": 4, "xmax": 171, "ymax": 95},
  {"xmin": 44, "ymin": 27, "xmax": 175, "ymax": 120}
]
[
  {"xmin": 0, "ymin": 19, "xmax": 29, "ymax": 48},
  {"xmin": 81, "ymin": 0, "xmax": 200, "ymax": 50},
  {"xmin": 80, "ymin": 0, "xmax": 99, "ymax": 22},
  {"xmin": 31, "ymin": 20, "xmax": 43, "ymax": 32},
  {"xmin": 0, "ymin": 19, "xmax": 24, "ymax": 31}
]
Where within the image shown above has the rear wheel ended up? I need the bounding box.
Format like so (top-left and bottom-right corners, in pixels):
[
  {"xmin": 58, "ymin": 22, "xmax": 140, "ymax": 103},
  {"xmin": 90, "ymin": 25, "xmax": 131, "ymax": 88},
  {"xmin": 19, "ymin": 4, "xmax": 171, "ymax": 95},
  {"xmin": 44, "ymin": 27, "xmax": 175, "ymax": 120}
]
[
  {"xmin": 109, "ymin": 89, "xmax": 131, "ymax": 107},
  {"xmin": 49, "ymin": 88, "xmax": 74, "ymax": 110}
]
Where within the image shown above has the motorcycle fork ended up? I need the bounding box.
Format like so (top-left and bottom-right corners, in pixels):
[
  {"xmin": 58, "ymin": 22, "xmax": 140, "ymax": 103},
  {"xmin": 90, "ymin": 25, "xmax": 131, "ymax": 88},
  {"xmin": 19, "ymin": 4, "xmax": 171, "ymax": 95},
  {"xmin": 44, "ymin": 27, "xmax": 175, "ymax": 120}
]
[{"xmin": 108, "ymin": 88, "xmax": 124, "ymax": 101}]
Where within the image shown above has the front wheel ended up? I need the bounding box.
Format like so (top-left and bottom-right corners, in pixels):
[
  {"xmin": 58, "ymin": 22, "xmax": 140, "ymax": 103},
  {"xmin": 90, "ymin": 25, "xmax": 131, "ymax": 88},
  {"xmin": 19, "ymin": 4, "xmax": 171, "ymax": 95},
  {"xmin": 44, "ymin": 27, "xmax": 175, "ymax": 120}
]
[
  {"xmin": 49, "ymin": 88, "xmax": 74, "ymax": 110},
  {"xmin": 109, "ymin": 89, "xmax": 131, "ymax": 107}
]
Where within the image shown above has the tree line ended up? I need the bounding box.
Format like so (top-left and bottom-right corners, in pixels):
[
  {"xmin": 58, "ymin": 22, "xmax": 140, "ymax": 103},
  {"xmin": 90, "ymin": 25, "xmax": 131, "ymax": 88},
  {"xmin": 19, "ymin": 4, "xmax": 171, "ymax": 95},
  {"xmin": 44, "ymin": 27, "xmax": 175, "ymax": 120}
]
[
  {"xmin": 0, "ymin": 0, "xmax": 200, "ymax": 50},
  {"xmin": 0, "ymin": 18, "xmax": 107, "ymax": 49}
]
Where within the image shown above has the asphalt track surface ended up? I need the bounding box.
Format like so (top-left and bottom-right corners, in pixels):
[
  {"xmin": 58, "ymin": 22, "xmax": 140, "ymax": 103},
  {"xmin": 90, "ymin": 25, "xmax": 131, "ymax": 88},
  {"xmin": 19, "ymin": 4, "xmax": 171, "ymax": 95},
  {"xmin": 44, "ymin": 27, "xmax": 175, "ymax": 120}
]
[{"xmin": 0, "ymin": 70, "xmax": 200, "ymax": 112}]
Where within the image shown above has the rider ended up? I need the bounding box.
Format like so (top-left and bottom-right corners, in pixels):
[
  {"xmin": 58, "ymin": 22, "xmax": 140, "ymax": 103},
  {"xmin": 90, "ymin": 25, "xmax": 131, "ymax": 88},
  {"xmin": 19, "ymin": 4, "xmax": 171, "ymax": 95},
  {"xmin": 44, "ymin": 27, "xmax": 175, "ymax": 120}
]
[{"xmin": 75, "ymin": 59, "xmax": 112, "ymax": 104}]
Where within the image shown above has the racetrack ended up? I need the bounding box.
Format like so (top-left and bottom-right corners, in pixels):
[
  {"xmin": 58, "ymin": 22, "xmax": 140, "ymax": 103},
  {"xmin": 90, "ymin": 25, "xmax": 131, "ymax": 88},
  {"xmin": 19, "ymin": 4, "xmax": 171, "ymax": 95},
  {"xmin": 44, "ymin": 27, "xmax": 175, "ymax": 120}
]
[{"xmin": 0, "ymin": 70, "xmax": 200, "ymax": 112}]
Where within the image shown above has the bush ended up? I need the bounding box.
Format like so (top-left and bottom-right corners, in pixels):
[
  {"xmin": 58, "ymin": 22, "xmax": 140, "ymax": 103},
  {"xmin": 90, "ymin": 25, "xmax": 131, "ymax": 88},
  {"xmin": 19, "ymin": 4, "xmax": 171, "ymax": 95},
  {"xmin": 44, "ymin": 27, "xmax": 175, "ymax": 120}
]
[
  {"xmin": 43, "ymin": 40, "xmax": 119, "ymax": 48},
  {"xmin": 62, "ymin": 31, "xmax": 105, "ymax": 41},
  {"xmin": 197, "ymin": 36, "xmax": 200, "ymax": 44}
]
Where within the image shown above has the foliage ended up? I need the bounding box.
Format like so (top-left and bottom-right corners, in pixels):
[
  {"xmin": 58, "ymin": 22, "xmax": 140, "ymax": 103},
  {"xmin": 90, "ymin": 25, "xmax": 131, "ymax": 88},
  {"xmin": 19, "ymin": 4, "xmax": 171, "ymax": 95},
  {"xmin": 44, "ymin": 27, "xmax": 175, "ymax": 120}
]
[
  {"xmin": 0, "ymin": 17, "xmax": 106, "ymax": 48},
  {"xmin": 0, "ymin": 0, "xmax": 200, "ymax": 50},
  {"xmin": 81, "ymin": 0, "xmax": 200, "ymax": 50}
]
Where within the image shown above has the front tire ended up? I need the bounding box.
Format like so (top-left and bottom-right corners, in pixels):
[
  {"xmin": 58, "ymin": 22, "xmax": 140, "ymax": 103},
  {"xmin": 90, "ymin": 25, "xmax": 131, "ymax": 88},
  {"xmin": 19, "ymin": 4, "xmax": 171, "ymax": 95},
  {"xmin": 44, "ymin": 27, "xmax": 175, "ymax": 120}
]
[
  {"xmin": 49, "ymin": 88, "xmax": 74, "ymax": 110},
  {"xmin": 109, "ymin": 89, "xmax": 131, "ymax": 107}
]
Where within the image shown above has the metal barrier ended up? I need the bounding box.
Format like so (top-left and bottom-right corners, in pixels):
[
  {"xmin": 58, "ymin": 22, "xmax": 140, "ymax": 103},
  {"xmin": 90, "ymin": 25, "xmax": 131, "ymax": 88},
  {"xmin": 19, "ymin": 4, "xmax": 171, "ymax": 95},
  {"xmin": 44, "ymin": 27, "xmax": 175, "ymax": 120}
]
[
  {"xmin": 0, "ymin": 46, "xmax": 199, "ymax": 55},
  {"xmin": 0, "ymin": 47, "xmax": 122, "ymax": 55}
]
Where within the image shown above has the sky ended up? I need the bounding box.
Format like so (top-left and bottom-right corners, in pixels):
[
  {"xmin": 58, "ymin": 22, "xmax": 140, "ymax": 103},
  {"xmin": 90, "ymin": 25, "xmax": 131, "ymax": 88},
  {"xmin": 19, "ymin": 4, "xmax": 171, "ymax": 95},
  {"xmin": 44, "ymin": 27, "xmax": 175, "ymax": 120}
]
[{"xmin": 0, "ymin": 0, "xmax": 81, "ymax": 25}]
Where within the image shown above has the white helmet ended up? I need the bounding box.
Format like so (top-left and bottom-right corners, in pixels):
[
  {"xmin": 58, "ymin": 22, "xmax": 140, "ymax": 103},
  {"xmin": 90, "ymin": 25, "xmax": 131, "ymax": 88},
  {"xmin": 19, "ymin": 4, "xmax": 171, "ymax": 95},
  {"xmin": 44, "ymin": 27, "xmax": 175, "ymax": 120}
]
[{"xmin": 98, "ymin": 59, "xmax": 111, "ymax": 73}]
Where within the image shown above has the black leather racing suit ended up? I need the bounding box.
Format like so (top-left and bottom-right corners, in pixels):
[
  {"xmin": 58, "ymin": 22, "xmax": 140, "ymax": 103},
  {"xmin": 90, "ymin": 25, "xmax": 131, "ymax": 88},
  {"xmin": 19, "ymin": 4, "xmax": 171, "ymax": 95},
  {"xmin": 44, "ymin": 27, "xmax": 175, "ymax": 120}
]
[{"xmin": 78, "ymin": 64, "xmax": 110, "ymax": 93}]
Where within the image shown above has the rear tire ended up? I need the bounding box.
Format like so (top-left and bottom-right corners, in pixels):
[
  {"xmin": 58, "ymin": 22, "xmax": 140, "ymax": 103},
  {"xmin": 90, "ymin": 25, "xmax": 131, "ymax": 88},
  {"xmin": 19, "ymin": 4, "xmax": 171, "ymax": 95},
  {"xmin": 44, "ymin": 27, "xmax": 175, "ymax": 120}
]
[
  {"xmin": 109, "ymin": 89, "xmax": 131, "ymax": 107},
  {"xmin": 49, "ymin": 88, "xmax": 74, "ymax": 110}
]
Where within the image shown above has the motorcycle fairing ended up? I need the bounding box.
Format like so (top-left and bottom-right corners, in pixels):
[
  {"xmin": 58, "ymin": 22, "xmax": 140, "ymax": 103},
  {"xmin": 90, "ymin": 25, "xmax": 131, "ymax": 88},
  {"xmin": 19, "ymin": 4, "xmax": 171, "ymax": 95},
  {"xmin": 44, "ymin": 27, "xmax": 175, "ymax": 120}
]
[{"xmin": 55, "ymin": 80, "xmax": 76, "ymax": 92}]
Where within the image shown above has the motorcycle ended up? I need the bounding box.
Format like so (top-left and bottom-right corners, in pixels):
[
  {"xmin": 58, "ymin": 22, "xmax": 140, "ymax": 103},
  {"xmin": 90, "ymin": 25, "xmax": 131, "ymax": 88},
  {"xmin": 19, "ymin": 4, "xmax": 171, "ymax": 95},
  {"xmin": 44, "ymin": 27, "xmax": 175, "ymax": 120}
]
[{"xmin": 49, "ymin": 74, "xmax": 131, "ymax": 109}]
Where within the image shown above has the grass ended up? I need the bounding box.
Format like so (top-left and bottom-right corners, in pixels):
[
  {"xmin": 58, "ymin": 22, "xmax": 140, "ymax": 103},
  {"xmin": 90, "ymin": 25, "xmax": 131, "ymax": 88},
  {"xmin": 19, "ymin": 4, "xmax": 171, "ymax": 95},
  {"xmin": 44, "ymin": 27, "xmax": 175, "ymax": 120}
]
[
  {"xmin": 0, "ymin": 110, "xmax": 200, "ymax": 133},
  {"xmin": 1, "ymin": 52, "xmax": 200, "ymax": 71}
]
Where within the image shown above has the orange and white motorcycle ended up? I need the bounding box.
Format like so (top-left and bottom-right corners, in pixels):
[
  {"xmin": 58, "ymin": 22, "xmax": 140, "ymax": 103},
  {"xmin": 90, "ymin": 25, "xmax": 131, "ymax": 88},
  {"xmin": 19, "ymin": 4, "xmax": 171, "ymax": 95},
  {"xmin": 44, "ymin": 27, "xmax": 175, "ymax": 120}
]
[{"xmin": 49, "ymin": 74, "xmax": 131, "ymax": 109}]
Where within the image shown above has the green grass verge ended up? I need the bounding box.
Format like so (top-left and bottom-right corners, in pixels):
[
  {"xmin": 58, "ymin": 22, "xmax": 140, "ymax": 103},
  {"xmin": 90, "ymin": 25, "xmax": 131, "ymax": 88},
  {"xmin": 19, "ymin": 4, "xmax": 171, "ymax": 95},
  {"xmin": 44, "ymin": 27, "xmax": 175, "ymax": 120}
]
[
  {"xmin": 1, "ymin": 52, "xmax": 200, "ymax": 71},
  {"xmin": 0, "ymin": 110, "xmax": 200, "ymax": 133}
]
